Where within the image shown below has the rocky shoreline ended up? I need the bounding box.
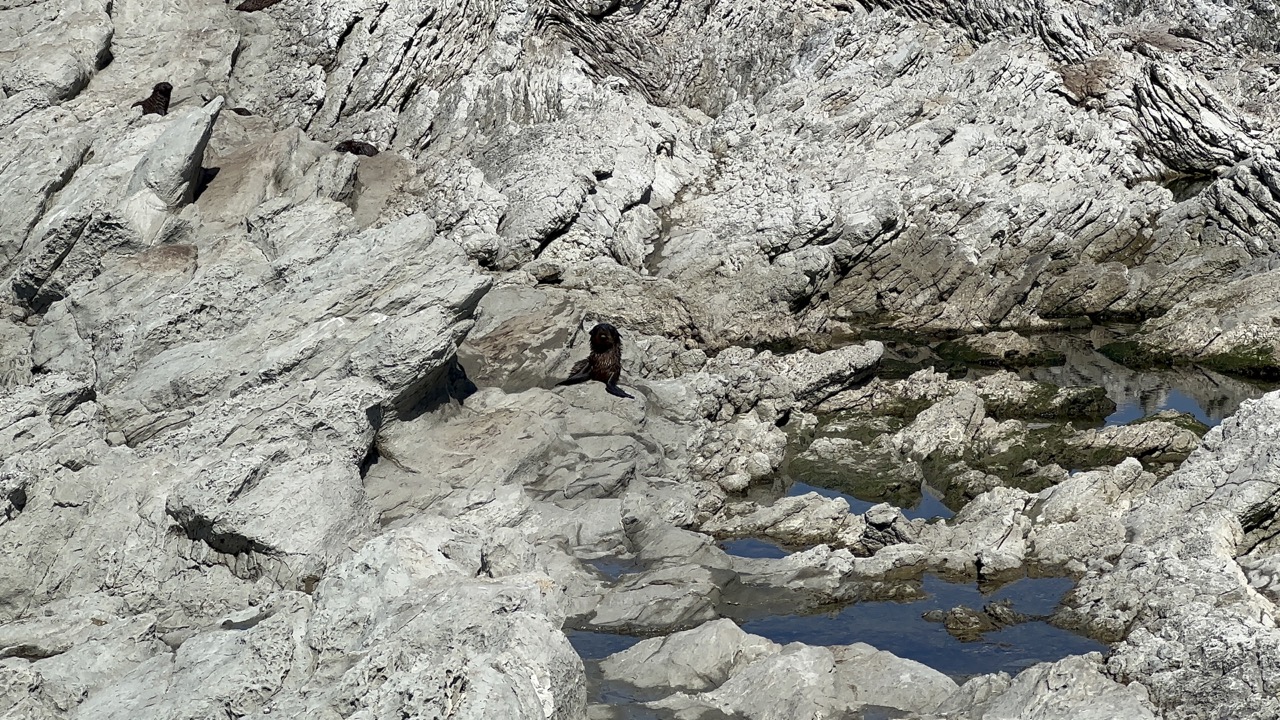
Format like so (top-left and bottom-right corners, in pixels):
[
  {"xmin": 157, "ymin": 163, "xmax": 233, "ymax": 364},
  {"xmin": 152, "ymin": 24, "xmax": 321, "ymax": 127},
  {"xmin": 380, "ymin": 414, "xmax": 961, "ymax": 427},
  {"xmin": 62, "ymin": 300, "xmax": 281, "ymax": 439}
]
[{"xmin": 6, "ymin": 0, "xmax": 1280, "ymax": 717}]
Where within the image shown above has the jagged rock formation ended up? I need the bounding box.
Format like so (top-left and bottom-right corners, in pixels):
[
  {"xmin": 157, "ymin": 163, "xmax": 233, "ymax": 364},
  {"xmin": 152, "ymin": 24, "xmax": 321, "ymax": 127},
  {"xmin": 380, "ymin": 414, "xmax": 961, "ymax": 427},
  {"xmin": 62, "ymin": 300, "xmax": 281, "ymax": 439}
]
[
  {"xmin": 1060, "ymin": 393, "xmax": 1280, "ymax": 720},
  {"xmin": 4, "ymin": 0, "xmax": 1280, "ymax": 717}
]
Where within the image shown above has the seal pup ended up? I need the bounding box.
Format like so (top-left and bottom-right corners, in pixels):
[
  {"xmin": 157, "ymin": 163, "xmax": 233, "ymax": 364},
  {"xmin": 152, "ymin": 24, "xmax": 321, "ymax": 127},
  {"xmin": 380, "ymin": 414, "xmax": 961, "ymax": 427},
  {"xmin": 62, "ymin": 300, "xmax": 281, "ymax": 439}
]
[
  {"xmin": 334, "ymin": 140, "xmax": 379, "ymax": 156},
  {"xmin": 557, "ymin": 323, "xmax": 635, "ymax": 399},
  {"xmin": 133, "ymin": 82, "xmax": 172, "ymax": 116}
]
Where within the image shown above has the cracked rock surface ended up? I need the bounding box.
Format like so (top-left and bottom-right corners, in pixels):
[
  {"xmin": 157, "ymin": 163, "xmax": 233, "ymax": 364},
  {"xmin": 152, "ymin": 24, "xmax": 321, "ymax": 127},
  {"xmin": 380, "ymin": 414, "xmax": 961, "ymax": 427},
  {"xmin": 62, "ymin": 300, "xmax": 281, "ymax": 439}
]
[{"xmin": 4, "ymin": 0, "xmax": 1280, "ymax": 717}]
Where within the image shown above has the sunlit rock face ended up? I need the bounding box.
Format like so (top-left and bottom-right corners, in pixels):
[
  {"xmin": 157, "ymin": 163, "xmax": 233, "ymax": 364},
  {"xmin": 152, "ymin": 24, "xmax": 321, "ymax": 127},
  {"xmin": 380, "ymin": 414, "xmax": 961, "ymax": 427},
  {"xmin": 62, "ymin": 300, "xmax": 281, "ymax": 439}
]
[{"xmin": 3, "ymin": 0, "xmax": 1280, "ymax": 717}]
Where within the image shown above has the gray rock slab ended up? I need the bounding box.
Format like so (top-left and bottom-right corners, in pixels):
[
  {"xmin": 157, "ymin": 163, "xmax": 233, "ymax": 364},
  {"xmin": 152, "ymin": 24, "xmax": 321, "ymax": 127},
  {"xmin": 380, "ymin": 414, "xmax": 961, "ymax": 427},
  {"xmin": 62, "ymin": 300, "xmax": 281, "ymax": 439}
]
[
  {"xmin": 833, "ymin": 642, "xmax": 957, "ymax": 714},
  {"xmin": 929, "ymin": 654, "xmax": 1156, "ymax": 720},
  {"xmin": 69, "ymin": 522, "xmax": 584, "ymax": 720},
  {"xmin": 599, "ymin": 618, "xmax": 778, "ymax": 693},
  {"xmin": 588, "ymin": 564, "xmax": 730, "ymax": 633}
]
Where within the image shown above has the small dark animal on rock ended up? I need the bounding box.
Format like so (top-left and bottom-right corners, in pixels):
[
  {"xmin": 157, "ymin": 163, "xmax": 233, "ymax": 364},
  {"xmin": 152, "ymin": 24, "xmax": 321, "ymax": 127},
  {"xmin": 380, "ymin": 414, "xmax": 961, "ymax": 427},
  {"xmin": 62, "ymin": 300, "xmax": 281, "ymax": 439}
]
[
  {"xmin": 557, "ymin": 323, "xmax": 635, "ymax": 399},
  {"xmin": 132, "ymin": 82, "xmax": 172, "ymax": 116},
  {"xmin": 234, "ymin": 0, "xmax": 283, "ymax": 12},
  {"xmin": 334, "ymin": 140, "xmax": 379, "ymax": 157}
]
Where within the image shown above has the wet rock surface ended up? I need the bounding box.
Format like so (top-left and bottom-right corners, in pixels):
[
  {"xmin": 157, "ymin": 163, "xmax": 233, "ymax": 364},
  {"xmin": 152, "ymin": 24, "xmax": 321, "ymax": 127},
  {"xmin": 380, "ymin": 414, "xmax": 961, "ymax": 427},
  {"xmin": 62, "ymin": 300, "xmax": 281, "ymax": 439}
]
[
  {"xmin": 4, "ymin": 0, "xmax": 1280, "ymax": 716},
  {"xmin": 1131, "ymin": 269, "xmax": 1280, "ymax": 379}
]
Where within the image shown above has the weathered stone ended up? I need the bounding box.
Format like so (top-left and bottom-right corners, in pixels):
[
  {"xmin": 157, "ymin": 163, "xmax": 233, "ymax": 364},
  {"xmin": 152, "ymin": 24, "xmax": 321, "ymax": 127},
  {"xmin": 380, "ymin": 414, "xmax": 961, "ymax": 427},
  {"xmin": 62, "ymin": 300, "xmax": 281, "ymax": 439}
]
[
  {"xmin": 1064, "ymin": 415, "xmax": 1204, "ymax": 469},
  {"xmin": 930, "ymin": 654, "xmax": 1156, "ymax": 719},
  {"xmin": 1133, "ymin": 268, "xmax": 1280, "ymax": 377},
  {"xmin": 613, "ymin": 622, "xmax": 957, "ymax": 719},
  {"xmin": 587, "ymin": 565, "xmax": 728, "ymax": 633},
  {"xmin": 5, "ymin": 0, "xmax": 1280, "ymax": 714},
  {"xmin": 599, "ymin": 618, "xmax": 777, "ymax": 693},
  {"xmin": 893, "ymin": 388, "xmax": 987, "ymax": 461},
  {"xmin": 65, "ymin": 523, "xmax": 584, "ymax": 720},
  {"xmin": 1026, "ymin": 459, "xmax": 1158, "ymax": 571},
  {"xmin": 1056, "ymin": 392, "xmax": 1280, "ymax": 719}
]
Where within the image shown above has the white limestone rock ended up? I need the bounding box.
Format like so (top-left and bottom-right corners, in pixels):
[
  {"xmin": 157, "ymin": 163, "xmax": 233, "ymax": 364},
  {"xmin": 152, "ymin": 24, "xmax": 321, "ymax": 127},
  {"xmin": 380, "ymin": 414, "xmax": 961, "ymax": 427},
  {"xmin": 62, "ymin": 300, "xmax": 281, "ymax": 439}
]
[
  {"xmin": 599, "ymin": 618, "xmax": 778, "ymax": 693},
  {"xmin": 929, "ymin": 654, "xmax": 1156, "ymax": 719},
  {"xmin": 5, "ymin": 0, "xmax": 1280, "ymax": 715},
  {"xmin": 604, "ymin": 620, "xmax": 957, "ymax": 719}
]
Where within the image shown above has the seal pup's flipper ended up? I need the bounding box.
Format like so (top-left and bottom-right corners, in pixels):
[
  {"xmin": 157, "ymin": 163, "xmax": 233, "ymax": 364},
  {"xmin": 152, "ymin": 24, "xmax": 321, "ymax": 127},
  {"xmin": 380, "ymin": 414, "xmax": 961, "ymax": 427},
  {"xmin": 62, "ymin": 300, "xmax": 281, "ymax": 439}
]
[
  {"xmin": 606, "ymin": 382, "xmax": 635, "ymax": 399},
  {"xmin": 557, "ymin": 359, "xmax": 590, "ymax": 386}
]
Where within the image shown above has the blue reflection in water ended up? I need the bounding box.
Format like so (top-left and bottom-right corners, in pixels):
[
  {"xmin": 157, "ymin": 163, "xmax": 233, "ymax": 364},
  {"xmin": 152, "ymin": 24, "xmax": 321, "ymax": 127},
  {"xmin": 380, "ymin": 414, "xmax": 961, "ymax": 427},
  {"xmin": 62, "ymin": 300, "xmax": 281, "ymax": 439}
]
[
  {"xmin": 585, "ymin": 557, "xmax": 645, "ymax": 580},
  {"xmin": 911, "ymin": 488, "xmax": 954, "ymax": 521},
  {"xmin": 566, "ymin": 630, "xmax": 644, "ymax": 661},
  {"xmin": 787, "ymin": 482, "xmax": 954, "ymax": 521},
  {"xmin": 1104, "ymin": 401, "xmax": 1144, "ymax": 426},
  {"xmin": 1163, "ymin": 389, "xmax": 1215, "ymax": 426},
  {"xmin": 720, "ymin": 537, "xmax": 791, "ymax": 559},
  {"xmin": 1105, "ymin": 387, "xmax": 1217, "ymax": 427},
  {"xmin": 741, "ymin": 574, "xmax": 1104, "ymax": 678}
]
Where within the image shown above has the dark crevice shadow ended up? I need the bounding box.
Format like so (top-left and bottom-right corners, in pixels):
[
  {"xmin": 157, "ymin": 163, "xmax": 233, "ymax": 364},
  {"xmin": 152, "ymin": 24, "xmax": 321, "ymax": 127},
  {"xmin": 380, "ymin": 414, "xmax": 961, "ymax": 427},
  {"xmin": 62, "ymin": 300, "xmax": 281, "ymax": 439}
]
[
  {"xmin": 358, "ymin": 405, "xmax": 384, "ymax": 479},
  {"xmin": 193, "ymin": 167, "xmax": 220, "ymax": 202},
  {"xmin": 358, "ymin": 444, "xmax": 380, "ymax": 479},
  {"xmin": 392, "ymin": 357, "xmax": 478, "ymax": 424},
  {"xmin": 532, "ymin": 211, "xmax": 581, "ymax": 260},
  {"xmin": 1162, "ymin": 174, "xmax": 1215, "ymax": 203}
]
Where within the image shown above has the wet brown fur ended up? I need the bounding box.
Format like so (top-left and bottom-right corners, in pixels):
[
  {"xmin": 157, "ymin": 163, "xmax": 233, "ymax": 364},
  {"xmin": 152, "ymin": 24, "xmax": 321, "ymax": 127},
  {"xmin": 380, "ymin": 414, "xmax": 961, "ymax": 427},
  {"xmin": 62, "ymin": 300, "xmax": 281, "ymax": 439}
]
[
  {"xmin": 557, "ymin": 323, "xmax": 634, "ymax": 398},
  {"xmin": 133, "ymin": 82, "xmax": 172, "ymax": 116}
]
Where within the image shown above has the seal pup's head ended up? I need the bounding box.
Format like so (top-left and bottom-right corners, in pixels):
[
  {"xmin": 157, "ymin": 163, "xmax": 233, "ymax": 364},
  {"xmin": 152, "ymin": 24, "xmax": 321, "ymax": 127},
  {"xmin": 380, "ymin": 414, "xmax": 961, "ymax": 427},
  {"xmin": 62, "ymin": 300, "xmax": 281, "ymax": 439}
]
[{"xmin": 588, "ymin": 323, "xmax": 622, "ymax": 354}]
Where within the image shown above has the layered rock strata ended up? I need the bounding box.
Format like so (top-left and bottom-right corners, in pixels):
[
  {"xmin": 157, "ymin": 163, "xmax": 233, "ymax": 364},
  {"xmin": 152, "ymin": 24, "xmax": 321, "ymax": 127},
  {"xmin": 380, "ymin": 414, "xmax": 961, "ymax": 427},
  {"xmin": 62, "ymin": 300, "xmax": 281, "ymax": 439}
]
[{"xmin": 4, "ymin": 0, "xmax": 1280, "ymax": 717}]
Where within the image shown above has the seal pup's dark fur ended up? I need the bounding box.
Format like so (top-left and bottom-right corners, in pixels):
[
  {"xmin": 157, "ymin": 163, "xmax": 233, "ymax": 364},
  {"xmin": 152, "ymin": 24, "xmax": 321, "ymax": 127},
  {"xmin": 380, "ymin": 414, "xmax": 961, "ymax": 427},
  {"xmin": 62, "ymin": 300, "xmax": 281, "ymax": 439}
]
[
  {"xmin": 334, "ymin": 140, "xmax": 379, "ymax": 156},
  {"xmin": 557, "ymin": 323, "xmax": 634, "ymax": 399},
  {"xmin": 133, "ymin": 82, "xmax": 173, "ymax": 116}
]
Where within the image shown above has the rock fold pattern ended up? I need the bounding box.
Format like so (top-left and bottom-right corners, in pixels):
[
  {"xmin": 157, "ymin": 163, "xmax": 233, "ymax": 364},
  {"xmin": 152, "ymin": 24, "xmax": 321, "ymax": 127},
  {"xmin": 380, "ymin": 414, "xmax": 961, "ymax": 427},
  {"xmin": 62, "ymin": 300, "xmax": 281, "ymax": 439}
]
[{"xmin": 3, "ymin": 0, "xmax": 1280, "ymax": 717}]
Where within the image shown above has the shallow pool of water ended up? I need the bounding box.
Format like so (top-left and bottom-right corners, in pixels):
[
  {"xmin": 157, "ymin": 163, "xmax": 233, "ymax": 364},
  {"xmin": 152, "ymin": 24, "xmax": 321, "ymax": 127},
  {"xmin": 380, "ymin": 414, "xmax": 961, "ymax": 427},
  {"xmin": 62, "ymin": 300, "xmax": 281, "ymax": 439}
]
[
  {"xmin": 1103, "ymin": 387, "xmax": 1216, "ymax": 427},
  {"xmin": 740, "ymin": 574, "xmax": 1104, "ymax": 679},
  {"xmin": 787, "ymin": 481, "xmax": 955, "ymax": 521},
  {"xmin": 1021, "ymin": 331, "xmax": 1273, "ymax": 427},
  {"xmin": 567, "ymin": 629, "xmax": 645, "ymax": 661},
  {"xmin": 874, "ymin": 327, "xmax": 1274, "ymax": 428},
  {"xmin": 567, "ymin": 575, "xmax": 1104, "ymax": 711},
  {"xmin": 720, "ymin": 537, "xmax": 791, "ymax": 559},
  {"xmin": 585, "ymin": 557, "xmax": 647, "ymax": 580}
]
